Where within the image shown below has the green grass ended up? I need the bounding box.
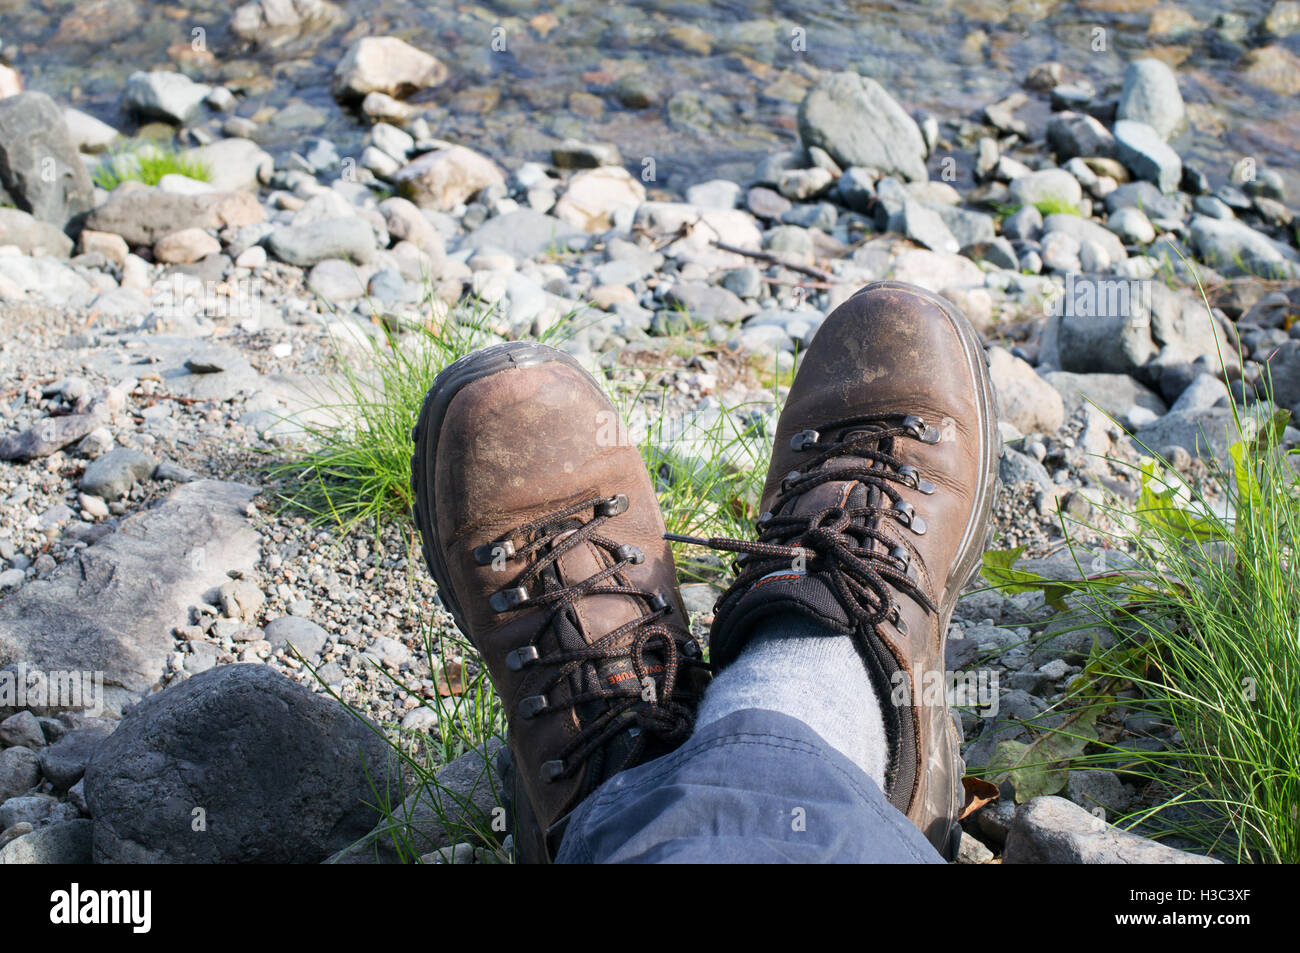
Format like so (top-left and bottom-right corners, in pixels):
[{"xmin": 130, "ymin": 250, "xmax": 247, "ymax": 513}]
[
  {"xmin": 977, "ymin": 276, "xmax": 1300, "ymax": 862},
  {"xmin": 92, "ymin": 144, "xmax": 212, "ymax": 190}
]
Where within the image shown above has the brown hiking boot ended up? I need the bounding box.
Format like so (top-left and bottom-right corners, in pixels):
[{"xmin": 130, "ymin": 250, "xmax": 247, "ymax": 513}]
[
  {"xmin": 671, "ymin": 281, "xmax": 998, "ymax": 857},
  {"xmin": 410, "ymin": 342, "xmax": 709, "ymax": 863}
]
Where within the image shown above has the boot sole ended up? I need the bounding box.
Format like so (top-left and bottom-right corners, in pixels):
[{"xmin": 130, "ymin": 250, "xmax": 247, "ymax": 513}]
[{"xmin": 409, "ymin": 340, "xmax": 593, "ymax": 865}]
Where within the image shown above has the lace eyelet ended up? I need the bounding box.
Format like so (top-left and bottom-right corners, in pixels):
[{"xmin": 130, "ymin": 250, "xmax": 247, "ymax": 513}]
[
  {"xmin": 790, "ymin": 429, "xmax": 820, "ymax": 452},
  {"xmin": 489, "ymin": 586, "xmax": 530, "ymax": 612},
  {"xmin": 595, "ymin": 494, "xmax": 630, "ymax": 517},
  {"xmin": 506, "ymin": 645, "xmax": 539, "ymax": 671},
  {"xmin": 616, "ymin": 543, "xmax": 645, "ymax": 565},
  {"xmin": 892, "ymin": 500, "xmax": 927, "ymax": 535},
  {"xmin": 890, "ymin": 545, "xmax": 911, "ymax": 570},
  {"xmin": 519, "ymin": 694, "xmax": 548, "ymax": 719},
  {"xmin": 473, "ymin": 538, "xmax": 516, "ymax": 565},
  {"xmin": 540, "ymin": 760, "xmax": 565, "ymax": 782},
  {"xmin": 902, "ymin": 415, "xmax": 926, "ymax": 439},
  {"xmin": 648, "ymin": 592, "xmax": 670, "ymax": 613}
]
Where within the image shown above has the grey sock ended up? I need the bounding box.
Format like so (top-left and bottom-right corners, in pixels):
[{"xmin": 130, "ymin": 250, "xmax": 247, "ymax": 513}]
[{"xmin": 697, "ymin": 612, "xmax": 889, "ymax": 788}]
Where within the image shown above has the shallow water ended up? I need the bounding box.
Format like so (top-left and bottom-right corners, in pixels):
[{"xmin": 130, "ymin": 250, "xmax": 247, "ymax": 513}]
[{"xmin": 3, "ymin": 0, "xmax": 1298, "ymax": 191}]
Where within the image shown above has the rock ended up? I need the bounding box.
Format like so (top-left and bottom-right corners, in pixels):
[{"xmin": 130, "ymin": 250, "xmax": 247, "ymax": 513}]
[
  {"xmin": 80, "ymin": 448, "xmax": 156, "ymax": 501},
  {"xmin": 1003, "ymin": 204, "xmax": 1042, "ymax": 241},
  {"xmin": 79, "ymin": 229, "xmax": 129, "ymax": 265},
  {"xmin": 184, "ymin": 138, "xmax": 273, "ymax": 192},
  {"xmin": 0, "ymin": 481, "xmax": 260, "ymax": 712},
  {"xmin": 123, "ymin": 71, "xmax": 211, "ymax": 124},
  {"xmin": 0, "ymin": 794, "xmax": 57, "ymax": 829},
  {"xmin": 154, "ymin": 227, "xmax": 221, "ymax": 264},
  {"xmin": 663, "ymin": 282, "xmax": 750, "ymax": 325},
  {"xmin": 0, "ymin": 819, "xmax": 92, "ymax": 864},
  {"xmin": 457, "ymin": 208, "xmax": 585, "ymax": 259},
  {"xmin": 85, "ymin": 188, "xmax": 264, "ymax": 247},
  {"xmin": 552, "ymin": 139, "xmax": 621, "ymax": 169},
  {"xmin": 395, "ymin": 145, "xmax": 505, "ymax": 211},
  {"xmin": 1045, "ymin": 371, "xmax": 1167, "ymax": 420},
  {"xmin": 1134, "ymin": 406, "xmax": 1242, "ymax": 461},
  {"xmin": 1008, "ymin": 169, "xmax": 1083, "ymax": 211},
  {"xmin": 327, "ymin": 739, "xmax": 504, "ymax": 863},
  {"xmin": 1045, "ymin": 111, "xmax": 1116, "ymax": 161},
  {"xmin": 956, "ymin": 831, "xmax": 995, "ymax": 864},
  {"xmin": 1065, "ymin": 769, "xmax": 1132, "ymax": 816},
  {"xmin": 1188, "ymin": 215, "xmax": 1300, "ymax": 278},
  {"xmin": 1242, "ymin": 45, "xmax": 1300, "ymax": 96},
  {"xmin": 267, "ymin": 216, "xmax": 375, "ymax": 266},
  {"xmin": 796, "ymin": 71, "xmax": 928, "ymax": 182},
  {"xmin": 0, "ymin": 64, "xmax": 21, "ymax": 98},
  {"xmin": 1114, "ymin": 120, "xmax": 1182, "ymax": 194},
  {"xmin": 0, "ymin": 747, "xmax": 40, "ymax": 801},
  {"xmin": 0, "ymin": 413, "xmax": 104, "ymax": 462},
  {"xmin": 898, "ymin": 200, "xmax": 959, "ymax": 254},
  {"xmin": 37, "ymin": 727, "xmax": 111, "ymax": 791},
  {"xmin": 554, "ymin": 166, "xmax": 647, "ymax": 233},
  {"xmin": 929, "ymin": 205, "xmax": 995, "ymax": 249},
  {"xmin": 988, "ymin": 347, "xmax": 1065, "ymax": 435},
  {"xmin": 1004, "ymin": 796, "xmax": 1218, "ymax": 863},
  {"xmin": 332, "ymin": 36, "xmax": 448, "ymax": 101},
  {"xmin": 62, "ymin": 107, "xmax": 119, "ymax": 153},
  {"xmin": 685, "ymin": 179, "xmax": 742, "ymax": 210},
  {"xmin": 1116, "ymin": 59, "xmax": 1186, "ymax": 141},
  {"xmin": 1108, "ymin": 206, "xmax": 1155, "ymax": 245},
  {"xmin": 0, "ymin": 207, "xmax": 73, "ymax": 257},
  {"xmin": 218, "ymin": 579, "xmax": 264, "ymax": 623},
  {"xmin": 0, "ymin": 711, "xmax": 45, "ymax": 748},
  {"xmin": 264, "ymin": 616, "xmax": 328, "ymax": 659},
  {"xmin": 230, "ymin": 0, "xmax": 345, "ymax": 48},
  {"xmin": 0, "ymin": 92, "xmax": 95, "ymax": 225},
  {"xmin": 634, "ymin": 202, "xmax": 762, "ymax": 255},
  {"xmin": 1265, "ymin": 341, "xmax": 1300, "ymax": 408},
  {"xmin": 1041, "ymin": 214, "xmax": 1127, "ymax": 265},
  {"xmin": 889, "ymin": 249, "xmax": 984, "ymax": 295},
  {"xmin": 85, "ymin": 664, "xmax": 392, "ymax": 863}
]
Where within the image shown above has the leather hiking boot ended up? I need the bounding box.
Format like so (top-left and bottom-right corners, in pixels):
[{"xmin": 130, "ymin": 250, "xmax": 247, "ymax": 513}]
[
  {"xmin": 669, "ymin": 281, "xmax": 998, "ymax": 858},
  {"xmin": 410, "ymin": 342, "xmax": 709, "ymax": 863}
]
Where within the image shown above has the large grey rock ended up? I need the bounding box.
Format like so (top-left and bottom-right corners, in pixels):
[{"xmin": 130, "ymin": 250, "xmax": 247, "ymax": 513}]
[
  {"xmin": 1045, "ymin": 111, "xmax": 1116, "ymax": 161},
  {"xmin": 1189, "ymin": 215, "xmax": 1300, "ymax": 278},
  {"xmin": 184, "ymin": 138, "xmax": 273, "ymax": 192},
  {"xmin": 85, "ymin": 664, "xmax": 393, "ymax": 863},
  {"xmin": 231, "ymin": 0, "xmax": 345, "ymax": 49},
  {"xmin": 1147, "ymin": 282, "xmax": 1237, "ymax": 370},
  {"xmin": 0, "ymin": 747, "xmax": 40, "ymax": 801},
  {"xmin": 328, "ymin": 739, "xmax": 504, "ymax": 863},
  {"xmin": 0, "ymin": 819, "xmax": 92, "ymax": 864},
  {"xmin": 0, "ymin": 256, "xmax": 94, "ymax": 305},
  {"xmin": 0, "ymin": 412, "xmax": 104, "ymax": 462},
  {"xmin": 988, "ymin": 346, "xmax": 1065, "ymax": 435},
  {"xmin": 1104, "ymin": 180, "xmax": 1188, "ymax": 222},
  {"xmin": 123, "ymin": 71, "xmax": 212, "ymax": 124},
  {"xmin": 1045, "ymin": 371, "xmax": 1167, "ymax": 420},
  {"xmin": 87, "ymin": 336, "xmax": 260, "ymax": 402},
  {"xmin": 1004, "ymin": 796, "xmax": 1218, "ymax": 863},
  {"xmin": 1133, "ymin": 406, "xmax": 1239, "ymax": 460},
  {"xmin": 0, "ymin": 92, "xmax": 95, "ymax": 225},
  {"xmin": 457, "ymin": 209, "xmax": 585, "ymax": 260},
  {"xmin": 797, "ymin": 72, "xmax": 928, "ymax": 182},
  {"xmin": 663, "ymin": 281, "xmax": 750, "ymax": 325},
  {"xmin": 84, "ymin": 187, "xmax": 264, "ymax": 246},
  {"xmin": 1053, "ymin": 291, "xmax": 1156, "ymax": 375},
  {"xmin": 267, "ymin": 216, "xmax": 377, "ymax": 266},
  {"xmin": 264, "ymin": 616, "xmax": 329, "ymax": 659},
  {"xmin": 0, "ymin": 208, "xmax": 73, "ymax": 257},
  {"xmin": 80, "ymin": 448, "xmax": 156, "ymax": 502},
  {"xmin": 0, "ymin": 481, "xmax": 260, "ymax": 713},
  {"xmin": 1114, "ymin": 120, "xmax": 1182, "ymax": 194},
  {"xmin": 897, "ymin": 200, "xmax": 959, "ymax": 253},
  {"xmin": 1041, "ymin": 213, "xmax": 1126, "ymax": 264},
  {"xmin": 0, "ymin": 711, "xmax": 44, "ymax": 748},
  {"xmin": 1117, "ymin": 59, "xmax": 1186, "ymax": 141},
  {"xmin": 1267, "ymin": 340, "xmax": 1300, "ymax": 408},
  {"xmin": 1008, "ymin": 169, "xmax": 1082, "ymax": 210},
  {"xmin": 38, "ymin": 727, "xmax": 112, "ymax": 791}
]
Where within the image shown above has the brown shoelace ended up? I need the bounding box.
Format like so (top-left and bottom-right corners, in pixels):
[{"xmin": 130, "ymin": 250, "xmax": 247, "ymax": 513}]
[
  {"xmin": 667, "ymin": 415, "xmax": 940, "ymax": 633},
  {"xmin": 483, "ymin": 494, "xmax": 701, "ymax": 782}
]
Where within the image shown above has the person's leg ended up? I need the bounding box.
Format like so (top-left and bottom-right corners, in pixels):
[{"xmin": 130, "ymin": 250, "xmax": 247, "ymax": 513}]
[{"xmin": 554, "ymin": 614, "xmax": 941, "ymax": 864}]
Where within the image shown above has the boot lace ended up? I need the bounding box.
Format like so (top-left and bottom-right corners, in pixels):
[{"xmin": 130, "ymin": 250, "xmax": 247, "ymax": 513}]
[
  {"xmin": 667, "ymin": 414, "xmax": 941, "ymax": 633},
  {"xmin": 481, "ymin": 493, "xmax": 702, "ymax": 783}
]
